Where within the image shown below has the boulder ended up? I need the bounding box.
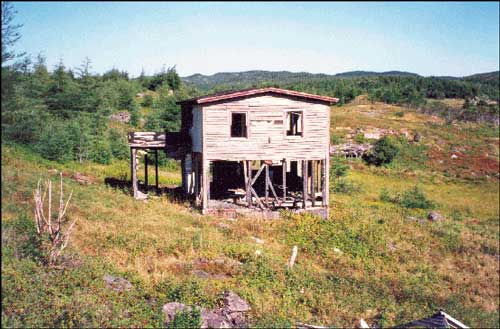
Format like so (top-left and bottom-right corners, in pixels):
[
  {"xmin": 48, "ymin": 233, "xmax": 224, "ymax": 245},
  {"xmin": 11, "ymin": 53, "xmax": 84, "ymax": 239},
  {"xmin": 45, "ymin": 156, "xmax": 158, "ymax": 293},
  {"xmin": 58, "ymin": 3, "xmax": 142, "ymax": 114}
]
[
  {"xmin": 223, "ymin": 291, "xmax": 250, "ymax": 313},
  {"xmin": 109, "ymin": 111, "xmax": 131, "ymax": 123},
  {"xmin": 162, "ymin": 302, "xmax": 189, "ymax": 324},
  {"xmin": 201, "ymin": 309, "xmax": 232, "ymax": 328},
  {"xmin": 428, "ymin": 211, "xmax": 443, "ymax": 222},
  {"xmin": 103, "ymin": 274, "xmax": 132, "ymax": 292}
]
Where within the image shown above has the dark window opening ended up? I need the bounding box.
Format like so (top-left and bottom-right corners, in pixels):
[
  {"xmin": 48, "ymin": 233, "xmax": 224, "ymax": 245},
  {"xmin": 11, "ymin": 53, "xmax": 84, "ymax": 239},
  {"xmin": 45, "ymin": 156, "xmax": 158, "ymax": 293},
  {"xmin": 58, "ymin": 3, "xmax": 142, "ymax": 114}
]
[
  {"xmin": 231, "ymin": 112, "xmax": 247, "ymax": 138},
  {"xmin": 286, "ymin": 111, "xmax": 303, "ymax": 136}
]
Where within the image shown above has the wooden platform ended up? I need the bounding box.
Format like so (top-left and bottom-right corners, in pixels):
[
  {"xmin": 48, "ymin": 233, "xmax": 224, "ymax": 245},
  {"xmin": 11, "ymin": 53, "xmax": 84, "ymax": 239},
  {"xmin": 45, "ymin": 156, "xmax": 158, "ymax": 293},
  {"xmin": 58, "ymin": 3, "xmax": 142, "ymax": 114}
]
[{"xmin": 128, "ymin": 132, "xmax": 166, "ymax": 148}]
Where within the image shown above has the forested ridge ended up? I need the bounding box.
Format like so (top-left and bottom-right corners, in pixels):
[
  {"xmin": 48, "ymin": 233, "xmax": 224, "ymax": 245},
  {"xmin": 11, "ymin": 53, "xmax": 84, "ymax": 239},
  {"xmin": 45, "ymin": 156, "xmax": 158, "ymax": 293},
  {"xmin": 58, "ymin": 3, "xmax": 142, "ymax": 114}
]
[{"xmin": 1, "ymin": 1, "xmax": 498, "ymax": 166}]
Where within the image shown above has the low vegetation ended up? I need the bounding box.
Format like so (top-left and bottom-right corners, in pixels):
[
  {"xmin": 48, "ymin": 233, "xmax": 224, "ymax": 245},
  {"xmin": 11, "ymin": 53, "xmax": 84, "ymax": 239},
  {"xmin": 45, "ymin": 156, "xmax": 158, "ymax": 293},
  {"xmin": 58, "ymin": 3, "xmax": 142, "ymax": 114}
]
[{"xmin": 1, "ymin": 5, "xmax": 498, "ymax": 325}]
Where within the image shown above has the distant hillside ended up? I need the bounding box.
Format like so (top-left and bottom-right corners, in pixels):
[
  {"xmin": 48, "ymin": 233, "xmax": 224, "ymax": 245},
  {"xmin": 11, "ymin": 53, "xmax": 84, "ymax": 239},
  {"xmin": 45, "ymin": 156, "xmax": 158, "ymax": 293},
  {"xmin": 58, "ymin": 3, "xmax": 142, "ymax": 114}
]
[
  {"xmin": 333, "ymin": 70, "xmax": 419, "ymax": 78},
  {"xmin": 182, "ymin": 70, "xmax": 420, "ymax": 90},
  {"xmin": 464, "ymin": 71, "xmax": 499, "ymax": 83}
]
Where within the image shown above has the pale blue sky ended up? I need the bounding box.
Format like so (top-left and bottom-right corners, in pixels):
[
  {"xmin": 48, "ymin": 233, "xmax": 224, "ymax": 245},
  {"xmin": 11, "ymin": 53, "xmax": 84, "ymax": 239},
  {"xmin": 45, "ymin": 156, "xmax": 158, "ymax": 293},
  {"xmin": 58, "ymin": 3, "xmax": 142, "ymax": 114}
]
[{"xmin": 10, "ymin": 1, "xmax": 500, "ymax": 77}]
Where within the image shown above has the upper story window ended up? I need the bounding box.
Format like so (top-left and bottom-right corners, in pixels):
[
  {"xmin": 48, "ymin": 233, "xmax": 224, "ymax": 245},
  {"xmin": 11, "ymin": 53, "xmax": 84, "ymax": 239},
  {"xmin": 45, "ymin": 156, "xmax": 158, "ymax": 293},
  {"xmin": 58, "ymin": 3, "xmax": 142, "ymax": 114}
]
[
  {"xmin": 231, "ymin": 112, "xmax": 247, "ymax": 138},
  {"xmin": 286, "ymin": 111, "xmax": 303, "ymax": 136}
]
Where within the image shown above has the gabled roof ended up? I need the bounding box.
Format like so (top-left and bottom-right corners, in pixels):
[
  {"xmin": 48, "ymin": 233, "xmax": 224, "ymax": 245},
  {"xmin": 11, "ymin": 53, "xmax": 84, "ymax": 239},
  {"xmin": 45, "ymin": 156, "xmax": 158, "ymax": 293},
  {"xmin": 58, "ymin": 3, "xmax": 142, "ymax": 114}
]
[{"xmin": 176, "ymin": 87, "xmax": 339, "ymax": 106}]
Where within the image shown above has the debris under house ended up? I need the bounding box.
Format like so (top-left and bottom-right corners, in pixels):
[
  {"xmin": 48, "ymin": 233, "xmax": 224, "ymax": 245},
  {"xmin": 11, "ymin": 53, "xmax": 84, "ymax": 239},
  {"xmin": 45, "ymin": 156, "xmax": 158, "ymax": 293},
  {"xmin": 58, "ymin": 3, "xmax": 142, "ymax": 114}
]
[{"xmin": 128, "ymin": 87, "xmax": 338, "ymax": 218}]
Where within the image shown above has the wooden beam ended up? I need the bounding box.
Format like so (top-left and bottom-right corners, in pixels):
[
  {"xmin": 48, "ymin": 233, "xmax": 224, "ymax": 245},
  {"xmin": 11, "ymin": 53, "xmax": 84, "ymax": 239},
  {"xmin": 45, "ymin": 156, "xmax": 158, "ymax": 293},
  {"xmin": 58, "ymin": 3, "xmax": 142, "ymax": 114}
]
[
  {"xmin": 144, "ymin": 153, "xmax": 148, "ymax": 193},
  {"xmin": 265, "ymin": 163, "xmax": 269, "ymax": 203},
  {"xmin": 250, "ymin": 163, "xmax": 266, "ymax": 186},
  {"xmin": 302, "ymin": 160, "xmax": 308, "ymax": 209},
  {"xmin": 155, "ymin": 150, "xmax": 159, "ymax": 191},
  {"xmin": 311, "ymin": 160, "xmax": 316, "ymax": 207},
  {"xmin": 267, "ymin": 175, "xmax": 278, "ymax": 200},
  {"xmin": 322, "ymin": 159, "xmax": 327, "ymax": 206},
  {"xmin": 246, "ymin": 161, "xmax": 252, "ymax": 205},
  {"xmin": 282, "ymin": 159, "xmax": 287, "ymax": 199},
  {"xmin": 131, "ymin": 148, "xmax": 138, "ymax": 198},
  {"xmin": 250, "ymin": 187, "xmax": 265, "ymax": 209},
  {"xmin": 202, "ymin": 159, "xmax": 208, "ymax": 211}
]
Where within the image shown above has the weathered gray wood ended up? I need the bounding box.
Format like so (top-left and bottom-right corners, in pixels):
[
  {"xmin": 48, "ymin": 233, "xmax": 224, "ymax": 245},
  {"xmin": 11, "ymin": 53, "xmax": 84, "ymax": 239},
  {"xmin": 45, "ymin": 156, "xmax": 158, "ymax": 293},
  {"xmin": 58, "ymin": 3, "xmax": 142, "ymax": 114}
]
[
  {"xmin": 246, "ymin": 161, "xmax": 252, "ymax": 205},
  {"xmin": 155, "ymin": 150, "xmax": 159, "ymax": 190},
  {"xmin": 288, "ymin": 245, "xmax": 298, "ymax": 268},
  {"xmin": 250, "ymin": 163, "xmax": 266, "ymax": 186},
  {"xmin": 265, "ymin": 164, "xmax": 269, "ymax": 203},
  {"xmin": 311, "ymin": 160, "xmax": 316, "ymax": 207},
  {"xmin": 250, "ymin": 187, "xmax": 265, "ymax": 209},
  {"xmin": 144, "ymin": 153, "xmax": 148, "ymax": 193},
  {"xmin": 267, "ymin": 175, "xmax": 278, "ymax": 200},
  {"xmin": 200, "ymin": 96, "xmax": 330, "ymax": 162},
  {"xmin": 202, "ymin": 158, "xmax": 208, "ymax": 211},
  {"xmin": 322, "ymin": 159, "xmax": 327, "ymax": 206},
  {"xmin": 282, "ymin": 159, "xmax": 287, "ymax": 198},
  {"xmin": 302, "ymin": 160, "xmax": 308, "ymax": 209},
  {"xmin": 131, "ymin": 148, "xmax": 138, "ymax": 198}
]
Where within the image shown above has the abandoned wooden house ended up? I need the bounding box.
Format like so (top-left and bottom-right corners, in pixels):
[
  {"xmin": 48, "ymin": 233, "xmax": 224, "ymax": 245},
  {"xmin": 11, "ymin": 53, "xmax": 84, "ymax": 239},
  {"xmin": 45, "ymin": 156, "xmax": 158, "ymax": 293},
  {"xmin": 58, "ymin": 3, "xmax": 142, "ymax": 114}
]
[{"xmin": 128, "ymin": 87, "xmax": 338, "ymax": 217}]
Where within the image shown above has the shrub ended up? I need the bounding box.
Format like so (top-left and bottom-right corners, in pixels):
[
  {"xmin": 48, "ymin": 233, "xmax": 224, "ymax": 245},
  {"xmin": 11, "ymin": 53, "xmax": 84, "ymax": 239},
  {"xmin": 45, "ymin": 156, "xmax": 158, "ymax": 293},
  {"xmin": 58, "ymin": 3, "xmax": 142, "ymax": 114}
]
[
  {"xmin": 394, "ymin": 111, "xmax": 405, "ymax": 117},
  {"xmin": 379, "ymin": 186, "xmax": 436, "ymax": 209},
  {"xmin": 332, "ymin": 177, "xmax": 361, "ymax": 194},
  {"xmin": 108, "ymin": 129, "xmax": 129, "ymax": 160},
  {"xmin": 141, "ymin": 94, "xmax": 154, "ymax": 107},
  {"xmin": 36, "ymin": 122, "xmax": 74, "ymax": 162},
  {"xmin": 168, "ymin": 308, "xmax": 201, "ymax": 329},
  {"xmin": 89, "ymin": 139, "xmax": 112, "ymax": 164},
  {"xmin": 363, "ymin": 136, "xmax": 399, "ymax": 166},
  {"xmin": 354, "ymin": 133, "xmax": 368, "ymax": 144},
  {"xmin": 399, "ymin": 186, "xmax": 436, "ymax": 209}
]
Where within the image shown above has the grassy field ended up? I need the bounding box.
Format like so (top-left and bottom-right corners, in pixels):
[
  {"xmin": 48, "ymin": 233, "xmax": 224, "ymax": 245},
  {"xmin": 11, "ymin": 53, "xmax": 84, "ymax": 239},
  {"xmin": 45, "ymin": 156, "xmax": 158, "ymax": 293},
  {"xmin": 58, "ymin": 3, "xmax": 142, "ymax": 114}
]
[{"xmin": 2, "ymin": 99, "xmax": 499, "ymax": 327}]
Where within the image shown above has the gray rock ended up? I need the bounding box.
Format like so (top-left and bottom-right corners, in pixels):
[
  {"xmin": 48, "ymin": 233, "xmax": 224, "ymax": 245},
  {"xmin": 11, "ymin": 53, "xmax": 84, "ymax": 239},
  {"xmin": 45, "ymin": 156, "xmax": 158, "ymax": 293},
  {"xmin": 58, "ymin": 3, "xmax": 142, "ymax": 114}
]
[
  {"xmin": 428, "ymin": 211, "xmax": 443, "ymax": 222},
  {"xmin": 103, "ymin": 274, "xmax": 132, "ymax": 292},
  {"xmin": 226, "ymin": 311, "xmax": 247, "ymax": 327},
  {"xmin": 162, "ymin": 302, "xmax": 189, "ymax": 324},
  {"xmin": 201, "ymin": 308, "xmax": 232, "ymax": 328},
  {"xmin": 192, "ymin": 270, "xmax": 210, "ymax": 279},
  {"xmin": 109, "ymin": 111, "xmax": 131, "ymax": 123},
  {"xmin": 223, "ymin": 291, "xmax": 250, "ymax": 313}
]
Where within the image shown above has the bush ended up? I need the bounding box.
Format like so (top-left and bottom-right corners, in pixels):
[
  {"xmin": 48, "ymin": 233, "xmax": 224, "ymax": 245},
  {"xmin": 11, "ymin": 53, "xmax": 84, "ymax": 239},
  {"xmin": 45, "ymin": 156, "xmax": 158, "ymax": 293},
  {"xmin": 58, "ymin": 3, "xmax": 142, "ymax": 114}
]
[
  {"xmin": 36, "ymin": 122, "xmax": 74, "ymax": 162},
  {"xmin": 399, "ymin": 186, "xmax": 436, "ymax": 209},
  {"xmin": 331, "ymin": 177, "xmax": 361, "ymax": 194},
  {"xmin": 168, "ymin": 308, "xmax": 201, "ymax": 329},
  {"xmin": 379, "ymin": 186, "xmax": 436, "ymax": 209},
  {"xmin": 89, "ymin": 139, "xmax": 112, "ymax": 164},
  {"xmin": 354, "ymin": 133, "xmax": 368, "ymax": 144},
  {"xmin": 141, "ymin": 94, "xmax": 154, "ymax": 107},
  {"xmin": 363, "ymin": 136, "xmax": 399, "ymax": 166},
  {"xmin": 108, "ymin": 129, "xmax": 129, "ymax": 160}
]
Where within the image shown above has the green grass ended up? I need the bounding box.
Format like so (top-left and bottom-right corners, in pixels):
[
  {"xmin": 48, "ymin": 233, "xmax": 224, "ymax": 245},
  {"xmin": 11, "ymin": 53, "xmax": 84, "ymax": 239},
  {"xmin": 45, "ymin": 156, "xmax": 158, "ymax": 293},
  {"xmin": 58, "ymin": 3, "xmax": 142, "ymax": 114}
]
[{"xmin": 2, "ymin": 98, "xmax": 499, "ymax": 327}]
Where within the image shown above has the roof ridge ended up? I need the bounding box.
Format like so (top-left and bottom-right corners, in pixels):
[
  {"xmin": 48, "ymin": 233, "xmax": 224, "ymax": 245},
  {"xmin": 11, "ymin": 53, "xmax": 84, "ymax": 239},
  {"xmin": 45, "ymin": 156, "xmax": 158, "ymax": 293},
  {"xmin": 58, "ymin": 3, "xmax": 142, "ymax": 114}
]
[{"xmin": 177, "ymin": 87, "xmax": 338, "ymax": 105}]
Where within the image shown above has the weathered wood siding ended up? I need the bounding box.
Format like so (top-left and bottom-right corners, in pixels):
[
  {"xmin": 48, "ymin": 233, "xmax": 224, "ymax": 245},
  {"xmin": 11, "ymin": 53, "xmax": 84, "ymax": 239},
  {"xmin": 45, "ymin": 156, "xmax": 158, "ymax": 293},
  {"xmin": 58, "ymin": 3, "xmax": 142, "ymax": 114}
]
[
  {"xmin": 199, "ymin": 95, "xmax": 330, "ymax": 161},
  {"xmin": 190, "ymin": 105, "xmax": 203, "ymax": 153}
]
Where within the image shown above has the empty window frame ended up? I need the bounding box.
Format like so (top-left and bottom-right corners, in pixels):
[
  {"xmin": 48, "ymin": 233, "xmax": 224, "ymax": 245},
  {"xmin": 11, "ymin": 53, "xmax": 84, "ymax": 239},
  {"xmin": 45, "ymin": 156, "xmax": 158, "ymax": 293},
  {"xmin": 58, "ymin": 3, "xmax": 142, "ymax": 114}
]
[
  {"xmin": 230, "ymin": 112, "xmax": 248, "ymax": 138},
  {"xmin": 286, "ymin": 111, "xmax": 303, "ymax": 136}
]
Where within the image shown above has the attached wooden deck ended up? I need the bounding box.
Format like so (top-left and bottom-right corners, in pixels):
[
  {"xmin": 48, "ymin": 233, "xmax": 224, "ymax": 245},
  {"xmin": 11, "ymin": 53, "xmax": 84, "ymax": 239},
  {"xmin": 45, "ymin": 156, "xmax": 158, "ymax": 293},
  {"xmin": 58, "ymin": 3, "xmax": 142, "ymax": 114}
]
[{"xmin": 128, "ymin": 132, "xmax": 166, "ymax": 149}]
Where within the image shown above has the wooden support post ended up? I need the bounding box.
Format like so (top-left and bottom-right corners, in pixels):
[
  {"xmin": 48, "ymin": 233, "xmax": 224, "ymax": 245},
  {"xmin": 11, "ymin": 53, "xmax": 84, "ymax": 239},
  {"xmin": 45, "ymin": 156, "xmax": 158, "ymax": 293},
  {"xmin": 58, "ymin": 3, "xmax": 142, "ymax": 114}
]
[
  {"xmin": 302, "ymin": 160, "xmax": 308, "ymax": 209},
  {"xmin": 194, "ymin": 155, "xmax": 201, "ymax": 206},
  {"xmin": 144, "ymin": 153, "xmax": 149, "ymax": 193},
  {"xmin": 323, "ymin": 156, "xmax": 330, "ymax": 210},
  {"xmin": 265, "ymin": 163, "xmax": 269, "ymax": 204},
  {"xmin": 246, "ymin": 161, "xmax": 252, "ymax": 205},
  {"xmin": 155, "ymin": 149, "xmax": 159, "ymax": 191},
  {"xmin": 321, "ymin": 159, "xmax": 327, "ymax": 206},
  {"xmin": 282, "ymin": 159, "xmax": 287, "ymax": 199},
  {"xmin": 131, "ymin": 148, "xmax": 138, "ymax": 198},
  {"xmin": 202, "ymin": 159, "xmax": 208, "ymax": 212},
  {"xmin": 311, "ymin": 160, "xmax": 316, "ymax": 207}
]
